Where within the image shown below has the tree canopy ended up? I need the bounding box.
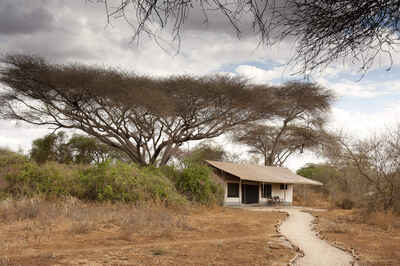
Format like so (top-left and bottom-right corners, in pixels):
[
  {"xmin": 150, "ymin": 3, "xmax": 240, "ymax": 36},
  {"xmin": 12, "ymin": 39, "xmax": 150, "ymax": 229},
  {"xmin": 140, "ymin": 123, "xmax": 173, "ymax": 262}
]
[
  {"xmin": 0, "ymin": 54, "xmax": 278, "ymax": 166},
  {"xmin": 232, "ymin": 82, "xmax": 334, "ymax": 166},
  {"xmin": 101, "ymin": 0, "xmax": 400, "ymax": 73}
]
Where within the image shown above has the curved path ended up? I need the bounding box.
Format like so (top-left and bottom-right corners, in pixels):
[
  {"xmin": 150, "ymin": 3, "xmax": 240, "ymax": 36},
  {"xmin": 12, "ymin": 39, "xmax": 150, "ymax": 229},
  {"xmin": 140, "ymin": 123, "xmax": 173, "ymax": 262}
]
[{"xmin": 248, "ymin": 207, "xmax": 354, "ymax": 266}]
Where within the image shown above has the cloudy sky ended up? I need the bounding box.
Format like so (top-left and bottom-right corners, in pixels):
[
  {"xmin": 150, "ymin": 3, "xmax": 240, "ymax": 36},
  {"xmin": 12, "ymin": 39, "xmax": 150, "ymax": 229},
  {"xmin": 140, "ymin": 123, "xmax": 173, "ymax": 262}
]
[{"xmin": 1, "ymin": 0, "xmax": 400, "ymax": 170}]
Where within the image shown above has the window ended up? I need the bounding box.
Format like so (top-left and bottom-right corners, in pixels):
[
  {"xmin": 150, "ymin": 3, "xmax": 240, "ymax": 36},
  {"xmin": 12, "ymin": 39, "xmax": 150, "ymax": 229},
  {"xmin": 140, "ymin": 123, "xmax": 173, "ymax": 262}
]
[
  {"xmin": 280, "ymin": 184, "xmax": 288, "ymax": 190},
  {"xmin": 261, "ymin": 183, "xmax": 272, "ymax": 198},
  {"xmin": 227, "ymin": 183, "xmax": 239, "ymax": 197}
]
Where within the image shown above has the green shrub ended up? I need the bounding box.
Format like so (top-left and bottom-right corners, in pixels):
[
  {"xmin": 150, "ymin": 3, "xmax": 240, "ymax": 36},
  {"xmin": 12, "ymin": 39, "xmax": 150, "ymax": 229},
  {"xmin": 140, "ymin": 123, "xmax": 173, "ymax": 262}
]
[
  {"xmin": 4, "ymin": 161, "xmax": 75, "ymax": 198},
  {"xmin": 1, "ymin": 155, "xmax": 185, "ymax": 206},
  {"xmin": 0, "ymin": 148, "xmax": 28, "ymax": 166},
  {"xmin": 175, "ymin": 163, "xmax": 223, "ymax": 205},
  {"xmin": 76, "ymin": 162, "xmax": 185, "ymax": 205}
]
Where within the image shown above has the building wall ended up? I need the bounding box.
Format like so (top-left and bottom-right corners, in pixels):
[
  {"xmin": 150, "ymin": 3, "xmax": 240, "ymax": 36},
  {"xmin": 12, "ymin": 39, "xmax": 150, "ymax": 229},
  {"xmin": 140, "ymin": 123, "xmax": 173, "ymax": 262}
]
[
  {"xmin": 271, "ymin": 183, "xmax": 293, "ymax": 203},
  {"xmin": 223, "ymin": 181, "xmax": 293, "ymax": 205},
  {"xmin": 259, "ymin": 183, "xmax": 293, "ymax": 203}
]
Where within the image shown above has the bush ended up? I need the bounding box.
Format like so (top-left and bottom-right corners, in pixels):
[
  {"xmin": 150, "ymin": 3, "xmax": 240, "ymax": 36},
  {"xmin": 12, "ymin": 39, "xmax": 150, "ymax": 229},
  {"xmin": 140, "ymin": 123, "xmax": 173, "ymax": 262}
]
[
  {"xmin": 3, "ymin": 161, "xmax": 75, "ymax": 198},
  {"xmin": 336, "ymin": 198, "xmax": 354, "ymax": 210},
  {"xmin": 0, "ymin": 149, "xmax": 221, "ymax": 206},
  {"xmin": 76, "ymin": 162, "xmax": 185, "ymax": 205},
  {"xmin": 175, "ymin": 163, "xmax": 224, "ymax": 205},
  {"xmin": 0, "ymin": 149, "xmax": 28, "ymax": 191},
  {"xmin": 1, "ymin": 154, "xmax": 185, "ymax": 205}
]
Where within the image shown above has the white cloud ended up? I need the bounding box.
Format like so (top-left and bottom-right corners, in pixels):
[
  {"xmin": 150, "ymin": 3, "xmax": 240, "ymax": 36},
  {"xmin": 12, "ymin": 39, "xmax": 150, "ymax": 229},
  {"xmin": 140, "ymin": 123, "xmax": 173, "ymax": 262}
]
[
  {"xmin": 315, "ymin": 77, "xmax": 400, "ymax": 99},
  {"xmin": 0, "ymin": 120, "xmax": 50, "ymax": 153},
  {"xmin": 234, "ymin": 65, "xmax": 286, "ymax": 84},
  {"xmin": 328, "ymin": 102, "xmax": 400, "ymax": 139}
]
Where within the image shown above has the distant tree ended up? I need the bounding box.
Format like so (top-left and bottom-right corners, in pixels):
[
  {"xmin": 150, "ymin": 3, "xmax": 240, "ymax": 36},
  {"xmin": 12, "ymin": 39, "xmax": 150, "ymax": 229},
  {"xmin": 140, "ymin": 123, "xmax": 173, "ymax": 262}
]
[
  {"xmin": 68, "ymin": 134, "xmax": 130, "ymax": 164},
  {"xmin": 233, "ymin": 82, "xmax": 334, "ymax": 166},
  {"xmin": 99, "ymin": 0, "xmax": 400, "ymax": 73},
  {"xmin": 67, "ymin": 135, "xmax": 99, "ymax": 164},
  {"xmin": 296, "ymin": 163, "xmax": 342, "ymax": 194},
  {"xmin": 30, "ymin": 132, "xmax": 129, "ymax": 164},
  {"xmin": 30, "ymin": 131, "xmax": 72, "ymax": 164},
  {"xmin": 178, "ymin": 141, "xmax": 228, "ymax": 165},
  {"xmin": 0, "ymin": 55, "xmax": 276, "ymax": 167}
]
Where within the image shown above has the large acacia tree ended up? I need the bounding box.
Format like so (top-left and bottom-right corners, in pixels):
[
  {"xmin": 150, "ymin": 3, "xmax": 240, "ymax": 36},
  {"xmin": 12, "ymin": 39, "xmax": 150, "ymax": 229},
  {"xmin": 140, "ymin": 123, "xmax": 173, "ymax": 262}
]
[
  {"xmin": 100, "ymin": 0, "xmax": 400, "ymax": 73},
  {"xmin": 233, "ymin": 82, "xmax": 334, "ymax": 166},
  {"xmin": 0, "ymin": 54, "xmax": 276, "ymax": 166}
]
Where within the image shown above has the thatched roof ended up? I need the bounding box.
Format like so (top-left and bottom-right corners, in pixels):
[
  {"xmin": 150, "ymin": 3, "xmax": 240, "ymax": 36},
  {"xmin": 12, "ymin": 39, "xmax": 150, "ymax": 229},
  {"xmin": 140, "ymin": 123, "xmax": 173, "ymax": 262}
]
[{"xmin": 206, "ymin": 160, "xmax": 323, "ymax": 186}]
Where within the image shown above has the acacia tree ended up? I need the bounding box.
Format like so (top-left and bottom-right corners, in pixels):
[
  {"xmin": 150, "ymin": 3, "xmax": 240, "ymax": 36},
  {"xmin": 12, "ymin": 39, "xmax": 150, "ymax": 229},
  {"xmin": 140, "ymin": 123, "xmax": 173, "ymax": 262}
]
[
  {"xmin": 233, "ymin": 82, "xmax": 334, "ymax": 166},
  {"xmin": 100, "ymin": 0, "xmax": 400, "ymax": 73},
  {"xmin": 0, "ymin": 54, "xmax": 276, "ymax": 167}
]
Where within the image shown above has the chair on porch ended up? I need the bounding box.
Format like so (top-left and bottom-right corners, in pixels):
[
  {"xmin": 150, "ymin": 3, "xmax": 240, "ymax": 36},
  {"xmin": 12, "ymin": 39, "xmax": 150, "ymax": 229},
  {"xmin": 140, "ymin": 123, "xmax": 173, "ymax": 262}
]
[
  {"xmin": 266, "ymin": 196, "xmax": 281, "ymax": 205},
  {"xmin": 272, "ymin": 196, "xmax": 280, "ymax": 203}
]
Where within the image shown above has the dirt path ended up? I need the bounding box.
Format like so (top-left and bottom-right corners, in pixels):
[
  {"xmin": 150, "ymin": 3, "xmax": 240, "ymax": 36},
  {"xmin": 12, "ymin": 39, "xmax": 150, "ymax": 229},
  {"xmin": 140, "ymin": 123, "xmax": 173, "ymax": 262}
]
[{"xmin": 248, "ymin": 207, "xmax": 355, "ymax": 266}]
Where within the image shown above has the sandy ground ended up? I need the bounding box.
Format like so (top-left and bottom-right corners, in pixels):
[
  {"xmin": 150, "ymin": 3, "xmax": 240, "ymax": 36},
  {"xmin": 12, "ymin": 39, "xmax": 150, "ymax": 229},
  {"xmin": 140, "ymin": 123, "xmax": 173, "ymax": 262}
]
[
  {"xmin": 247, "ymin": 207, "xmax": 354, "ymax": 266},
  {"xmin": 0, "ymin": 207, "xmax": 295, "ymax": 265},
  {"xmin": 311, "ymin": 209, "xmax": 400, "ymax": 265}
]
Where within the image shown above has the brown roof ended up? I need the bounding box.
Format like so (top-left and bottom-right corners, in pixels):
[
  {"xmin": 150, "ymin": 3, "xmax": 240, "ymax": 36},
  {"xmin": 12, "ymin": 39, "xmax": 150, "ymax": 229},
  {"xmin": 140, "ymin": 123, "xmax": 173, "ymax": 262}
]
[{"xmin": 206, "ymin": 160, "xmax": 323, "ymax": 186}]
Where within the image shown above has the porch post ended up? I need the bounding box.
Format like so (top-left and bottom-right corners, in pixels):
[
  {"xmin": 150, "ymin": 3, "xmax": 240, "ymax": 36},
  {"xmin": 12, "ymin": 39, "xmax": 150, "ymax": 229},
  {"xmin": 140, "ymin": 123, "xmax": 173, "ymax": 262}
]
[{"xmin": 239, "ymin": 179, "xmax": 242, "ymax": 204}]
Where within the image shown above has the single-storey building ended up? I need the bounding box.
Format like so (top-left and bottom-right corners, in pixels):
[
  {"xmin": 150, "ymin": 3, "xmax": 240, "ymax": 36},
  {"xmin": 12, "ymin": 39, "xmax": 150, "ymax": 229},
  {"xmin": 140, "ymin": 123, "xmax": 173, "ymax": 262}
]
[{"xmin": 206, "ymin": 160, "xmax": 323, "ymax": 205}]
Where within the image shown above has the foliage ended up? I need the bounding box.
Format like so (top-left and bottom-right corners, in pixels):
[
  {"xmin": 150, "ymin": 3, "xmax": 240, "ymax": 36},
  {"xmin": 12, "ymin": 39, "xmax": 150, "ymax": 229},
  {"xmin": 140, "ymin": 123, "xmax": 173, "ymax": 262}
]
[
  {"xmin": 30, "ymin": 131, "xmax": 128, "ymax": 165},
  {"xmin": 0, "ymin": 55, "xmax": 276, "ymax": 166},
  {"xmin": 0, "ymin": 148, "xmax": 28, "ymax": 167},
  {"xmin": 0, "ymin": 151, "xmax": 185, "ymax": 205},
  {"xmin": 177, "ymin": 142, "xmax": 228, "ymax": 166},
  {"xmin": 296, "ymin": 164, "xmax": 340, "ymax": 194},
  {"xmin": 76, "ymin": 162, "xmax": 184, "ymax": 204},
  {"xmin": 68, "ymin": 134, "xmax": 129, "ymax": 164},
  {"xmin": 175, "ymin": 163, "xmax": 224, "ymax": 205},
  {"xmin": 0, "ymin": 149, "xmax": 222, "ymax": 206},
  {"xmin": 30, "ymin": 131, "xmax": 72, "ymax": 164},
  {"xmin": 297, "ymin": 162, "xmax": 370, "ymax": 209},
  {"xmin": 0, "ymin": 149, "xmax": 29, "ymax": 197}
]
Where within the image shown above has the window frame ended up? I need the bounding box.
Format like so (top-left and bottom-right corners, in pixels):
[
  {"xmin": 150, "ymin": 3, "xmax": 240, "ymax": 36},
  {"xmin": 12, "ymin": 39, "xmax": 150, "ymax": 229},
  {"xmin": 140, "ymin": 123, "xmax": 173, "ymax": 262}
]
[
  {"xmin": 280, "ymin": 183, "xmax": 288, "ymax": 190},
  {"xmin": 261, "ymin": 183, "xmax": 272, "ymax": 198},
  {"xmin": 227, "ymin": 182, "xmax": 239, "ymax": 198}
]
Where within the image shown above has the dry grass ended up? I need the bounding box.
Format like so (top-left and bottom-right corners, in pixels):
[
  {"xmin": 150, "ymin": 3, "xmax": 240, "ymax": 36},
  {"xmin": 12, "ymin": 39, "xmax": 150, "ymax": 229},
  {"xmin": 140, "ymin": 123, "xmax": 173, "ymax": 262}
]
[
  {"xmin": 0, "ymin": 257, "xmax": 20, "ymax": 266},
  {"xmin": 312, "ymin": 209, "xmax": 400, "ymax": 266},
  {"xmin": 0, "ymin": 198, "xmax": 295, "ymax": 265}
]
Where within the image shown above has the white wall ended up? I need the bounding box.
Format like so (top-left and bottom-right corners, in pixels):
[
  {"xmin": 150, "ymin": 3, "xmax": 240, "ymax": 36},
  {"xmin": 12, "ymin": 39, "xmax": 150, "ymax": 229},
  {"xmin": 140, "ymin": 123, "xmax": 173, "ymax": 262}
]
[
  {"xmin": 224, "ymin": 181, "xmax": 293, "ymax": 205},
  {"xmin": 271, "ymin": 183, "xmax": 293, "ymax": 203},
  {"xmin": 259, "ymin": 183, "xmax": 293, "ymax": 203}
]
